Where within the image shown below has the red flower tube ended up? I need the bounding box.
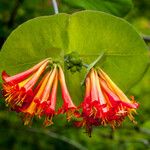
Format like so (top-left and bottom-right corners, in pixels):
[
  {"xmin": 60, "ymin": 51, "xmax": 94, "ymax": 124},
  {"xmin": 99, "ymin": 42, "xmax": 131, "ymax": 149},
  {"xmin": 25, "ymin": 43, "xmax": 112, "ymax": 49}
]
[
  {"xmin": 58, "ymin": 66, "xmax": 78, "ymax": 121},
  {"xmin": 35, "ymin": 65, "xmax": 57, "ymax": 117},
  {"xmin": 98, "ymin": 68, "xmax": 139, "ymax": 127},
  {"xmin": 76, "ymin": 67, "xmax": 139, "ymax": 136},
  {"xmin": 2, "ymin": 59, "xmax": 50, "ymax": 111},
  {"xmin": 43, "ymin": 70, "xmax": 58, "ymax": 126},
  {"xmin": 22, "ymin": 71, "xmax": 51, "ymax": 125}
]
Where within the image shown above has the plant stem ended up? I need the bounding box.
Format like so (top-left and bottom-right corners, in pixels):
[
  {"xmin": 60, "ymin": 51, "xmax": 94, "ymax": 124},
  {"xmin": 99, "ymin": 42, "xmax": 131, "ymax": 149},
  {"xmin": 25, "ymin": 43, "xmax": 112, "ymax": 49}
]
[
  {"xmin": 52, "ymin": 0, "xmax": 59, "ymax": 14},
  {"xmin": 82, "ymin": 63, "xmax": 89, "ymax": 68},
  {"xmin": 143, "ymin": 35, "xmax": 150, "ymax": 43}
]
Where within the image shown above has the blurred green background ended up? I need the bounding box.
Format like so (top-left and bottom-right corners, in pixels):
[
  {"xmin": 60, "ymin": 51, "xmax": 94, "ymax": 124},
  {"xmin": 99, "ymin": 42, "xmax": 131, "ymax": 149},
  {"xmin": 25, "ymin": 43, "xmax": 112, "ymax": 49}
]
[{"xmin": 0, "ymin": 0, "xmax": 150, "ymax": 150}]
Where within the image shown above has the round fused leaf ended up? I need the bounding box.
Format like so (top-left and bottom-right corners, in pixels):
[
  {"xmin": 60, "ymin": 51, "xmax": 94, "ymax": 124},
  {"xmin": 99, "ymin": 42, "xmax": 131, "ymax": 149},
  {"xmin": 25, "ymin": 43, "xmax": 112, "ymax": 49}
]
[{"xmin": 0, "ymin": 11, "xmax": 149, "ymax": 105}]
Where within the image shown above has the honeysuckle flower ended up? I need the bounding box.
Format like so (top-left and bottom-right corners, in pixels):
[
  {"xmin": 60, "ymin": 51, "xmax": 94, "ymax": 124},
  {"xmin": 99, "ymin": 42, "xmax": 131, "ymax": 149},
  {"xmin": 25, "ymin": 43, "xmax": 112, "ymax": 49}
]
[
  {"xmin": 75, "ymin": 68, "xmax": 139, "ymax": 136},
  {"xmin": 22, "ymin": 71, "xmax": 52, "ymax": 125},
  {"xmin": 98, "ymin": 68, "xmax": 139, "ymax": 126},
  {"xmin": 22, "ymin": 65, "xmax": 78, "ymax": 125},
  {"xmin": 22, "ymin": 65, "xmax": 58, "ymax": 125},
  {"xmin": 2, "ymin": 59, "xmax": 49, "ymax": 84},
  {"xmin": 2, "ymin": 59, "xmax": 50, "ymax": 111},
  {"xmin": 43, "ymin": 70, "xmax": 58, "ymax": 126},
  {"xmin": 1, "ymin": 58, "xmax": 79, "ymax": 126},
  {"xmin": 57, "ymin": 66, "xmax": 78, "ymax": 121},
  {"xmin": 35, "ymin": 66, "xmax": 57, "ymax": 117}
]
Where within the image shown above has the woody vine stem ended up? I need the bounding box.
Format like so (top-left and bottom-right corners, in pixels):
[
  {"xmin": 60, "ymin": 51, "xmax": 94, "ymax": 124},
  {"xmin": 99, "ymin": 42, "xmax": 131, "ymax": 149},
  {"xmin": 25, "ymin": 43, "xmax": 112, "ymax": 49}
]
[{"xmin": 52, "ymin": 0, "xmax": 59, "ymax": 14}]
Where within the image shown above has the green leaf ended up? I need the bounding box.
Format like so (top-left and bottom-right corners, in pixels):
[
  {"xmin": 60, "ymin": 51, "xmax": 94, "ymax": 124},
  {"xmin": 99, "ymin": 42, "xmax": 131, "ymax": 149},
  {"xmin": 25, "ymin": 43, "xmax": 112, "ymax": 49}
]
[
  {"xmin": 61, "ymin": 0, "xmax": 133, "ymax": 17},
  {"xmin": 0, "ymin": 14, "xmax": 69, "ymax": 75},
  {"xmin": 0, "ymin": 11, "xmax": 149, "ymax": 105}
]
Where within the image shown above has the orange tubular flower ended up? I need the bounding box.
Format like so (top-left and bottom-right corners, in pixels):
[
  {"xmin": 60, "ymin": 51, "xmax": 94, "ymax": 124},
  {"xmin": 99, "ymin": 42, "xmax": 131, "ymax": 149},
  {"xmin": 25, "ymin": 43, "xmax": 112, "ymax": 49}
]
[
  {"xmin": 58, "ymin": 66, "xmax": 78, "ymax": 121},
  {"xmin": 43, "ymin": 70, "xmax": 58, "ymax": 126},
  {"xmin": 76, "ymin": 68, "xmax": 139, "ymax": 137},
  {"xmin": 2, "ymin": 59, "xmax": 50, "ymax": 111},
  {"xmin": 98, "ymin": 69, "xmax": 139, "ymax": 126},
  {"xmin": 22, "ymin": 71, "xmax": 51, "ymax": 125},
  {"xmin": 35, "ymin": 66, "xmax": 57, "ymax": 117},
  {"xmin": 22, "ymin": 65, "xmax": 78, "ymax": 125},
  {"xmin": 22, "ymin": 65, "xmax": 58, "ymax": 125},
  {"xmin": 1, "ymin": 56, "xmax": 80, "ymax": 127},
  {"xmin": 2, "ymin": 59, "xmax": 79, "ymax": 126}
]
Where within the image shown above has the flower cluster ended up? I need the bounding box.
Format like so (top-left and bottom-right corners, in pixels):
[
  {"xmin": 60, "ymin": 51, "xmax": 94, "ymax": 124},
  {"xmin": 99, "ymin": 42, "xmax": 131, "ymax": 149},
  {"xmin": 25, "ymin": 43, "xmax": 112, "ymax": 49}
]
[
  {"xmin": 2, "ymin": 59, "xmax": 77, "ymax": 126},
  {"xmin": 75, "ymin": 68, "xmax": 139, "ymax": 137},
  {"xmin": 1, "ymin": 59, "xmax": 139, "ymax": 136}
]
